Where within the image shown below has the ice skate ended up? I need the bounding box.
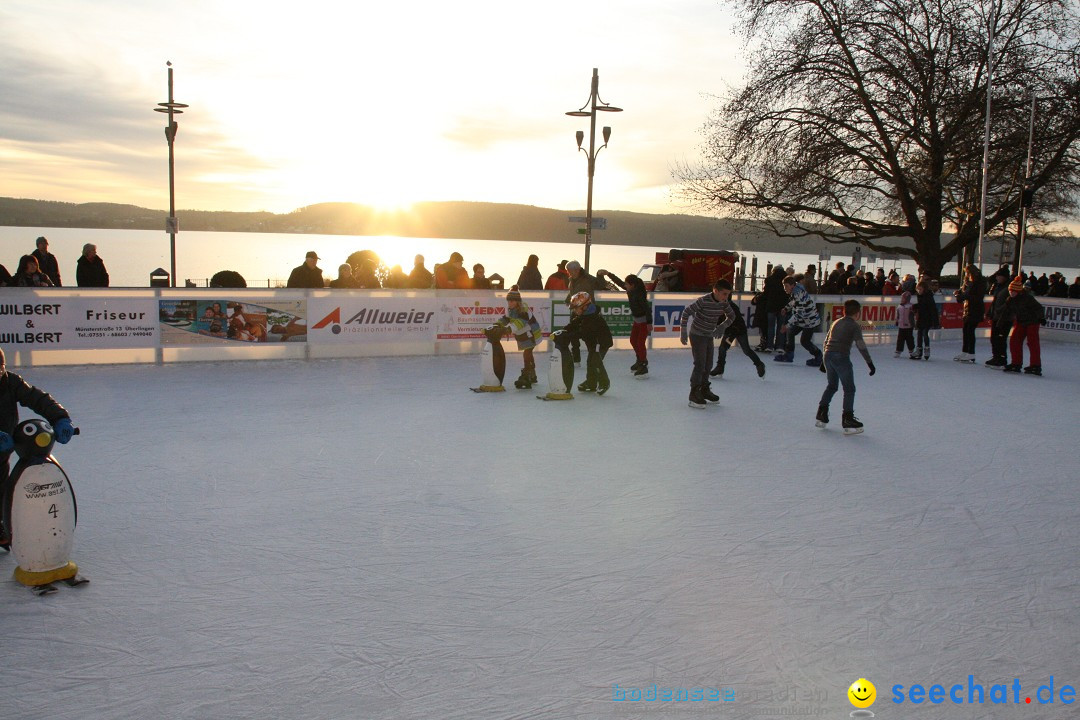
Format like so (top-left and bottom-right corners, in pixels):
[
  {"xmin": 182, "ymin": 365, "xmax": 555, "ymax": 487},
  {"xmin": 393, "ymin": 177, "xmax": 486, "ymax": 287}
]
[
  {"xmin": 512, "ymin": 368, "xmax": 535, "ymax": 389},
  {"xmin": 815, "ymin": 405, "xmax": 829, "ymax": 428},
  {"xmin": 841, "ymin": 412, "xmax": 864, "ymax": 435},
  {"xmin": 773, "ymin": 351, "xmax": 793, "ymax": 363},
  {"xmin": 630, "ymin": 360, "xmax": 642, "ymax": 373},
  {"xmin": 577, "ymin": 381, "xmax": 596, "ymax": 392},
  {"xmin": 1023, "ymin": 365, "xmax": 1042, "ymax": 376},
  {"xmin": 633, "ymin": 361, "xmax": 649, "ymax": 378},
  {"xmin": 984, "ymin": 357, "xmax": 1006, "ymax": 369},
  {"xmin": 894, "ymin": 350, "xmax": 901, "ymax": 358},
  {"xmin": 924, "ymin": 348, "xmax": 930, "ymax": 360},
  {"xmin": 911, "ymin": 347, "xmax": 923, "ymax": 360},
  {"xmin": 688, "ymin": 385, "xmax": 706, "ymax": 409},
  {"xmin": 953, "ymin": 352, "xmax": 975, "ymax": 364},
  {"xmin": 754, "ymin": 342, "xmax": 771, "ymax": 353},
  {"xmin": 756, "ymin": 362, "xmax": 766, "ymax": 379},
  {"xmin": 806, "ymin": 357, "xmax": 821, "ymax": 367},
  {"xmin": 709, "ymin": 360, "xmax": 726, "ymax": 377},
  {"xmin": 1003, "ymin": 363, "xmax": 1022, "ymax": 373},
  {"xmin": 702, "ymin": 382, "xmax": 720, "ymax": 403}
]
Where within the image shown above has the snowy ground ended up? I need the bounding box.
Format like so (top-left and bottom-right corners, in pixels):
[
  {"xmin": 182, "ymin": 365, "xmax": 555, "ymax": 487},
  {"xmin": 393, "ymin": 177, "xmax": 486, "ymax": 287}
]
[{"xmin": 2, "ymin": 339, "xmax": 1078, "ymax": 720}]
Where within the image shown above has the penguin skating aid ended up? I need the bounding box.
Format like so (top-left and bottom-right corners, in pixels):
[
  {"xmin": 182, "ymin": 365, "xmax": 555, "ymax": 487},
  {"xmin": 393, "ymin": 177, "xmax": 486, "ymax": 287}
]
[{"xmin": 2, "ymin": 419, "xmax": 87, "ymax": 594}]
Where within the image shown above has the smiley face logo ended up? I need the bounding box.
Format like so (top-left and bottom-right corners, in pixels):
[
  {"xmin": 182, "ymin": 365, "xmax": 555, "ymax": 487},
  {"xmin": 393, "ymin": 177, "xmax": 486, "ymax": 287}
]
[{"xmin": 848, "ymin": 678, "xmax": 876, "ymax": 708}]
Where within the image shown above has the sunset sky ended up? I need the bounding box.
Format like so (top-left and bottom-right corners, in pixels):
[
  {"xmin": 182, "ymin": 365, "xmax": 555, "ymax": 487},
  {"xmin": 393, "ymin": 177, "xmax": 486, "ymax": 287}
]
[{"xmin": 0, "ymin": 0, "xmax": 746, "ymax": 216}]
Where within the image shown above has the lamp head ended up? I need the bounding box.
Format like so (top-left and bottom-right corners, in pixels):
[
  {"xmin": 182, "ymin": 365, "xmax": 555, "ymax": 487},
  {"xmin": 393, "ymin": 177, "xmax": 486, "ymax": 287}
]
[
  {"xmin": 575, "ymin": 131, "xmax": 584, "ymax": 149},
  {"xmin": 602, "ymin": 126, "xmax": 611, "ymax": 144}
]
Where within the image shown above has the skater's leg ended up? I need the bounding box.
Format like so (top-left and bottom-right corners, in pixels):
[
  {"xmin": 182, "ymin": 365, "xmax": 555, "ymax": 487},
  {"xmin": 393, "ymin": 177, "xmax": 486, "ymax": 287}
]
[
  {"xmin": 0, "ymin": 456, "xmax": 11, "ymax": 545},
  {"xmin": 1009, "ymin": 321, "xmax": 1024, "ymax": 365},
  {"xmin": 595, "ymin": 348, "xmax": 610, "ymax": 391},
  {"xmin": 836, "ymin": 355, "xmax": 857, "ymax": 414},
  {"xmin": 690, "ymin": 334, "xmax": 712, "ymax": 387},
  {"xmin": 800, "ymin": 328, "xmax": 821, "ymax": 360},
  {"xmin": 630, "ymin": 321, "xmax": 648, "ymax": 364},
  {"xmin": 819, "ymin": 352, "xmax": 840, "ymax": 408},
  {"xmin": 554, "ymin": 333, "xmax": 575, "ymax": 389},
  {"xmin": 1025, "ymin": 323, "xmax": 1041, "ymax": 366},
  {"xmin": 962, "ymin": 319, "xmax": 977, "ymax": 355}
]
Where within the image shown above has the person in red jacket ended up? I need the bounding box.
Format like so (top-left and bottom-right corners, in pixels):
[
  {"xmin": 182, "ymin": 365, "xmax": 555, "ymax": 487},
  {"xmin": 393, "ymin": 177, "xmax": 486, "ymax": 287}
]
[
  {"xmin": 435, "ymin": 252, "xmax": 472, "ymax": 289},
  {"xmin": 1002, "ymin": 277, "xmax": 1045, "ymax": 375},
  {"xmin": 544, "ymin": 260, "xmax": 570, "ymax": 290}
]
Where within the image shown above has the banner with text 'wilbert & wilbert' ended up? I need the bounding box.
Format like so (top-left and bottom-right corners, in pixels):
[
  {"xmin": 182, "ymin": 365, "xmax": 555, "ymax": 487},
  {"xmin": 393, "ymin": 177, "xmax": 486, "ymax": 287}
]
[
  {"xmin": 307, "ymin": 295, "xmax": 437, "ymax": 343},
  {"xmin": 0, "ymin": 296, "xmax": 158, "ymax": 349}
]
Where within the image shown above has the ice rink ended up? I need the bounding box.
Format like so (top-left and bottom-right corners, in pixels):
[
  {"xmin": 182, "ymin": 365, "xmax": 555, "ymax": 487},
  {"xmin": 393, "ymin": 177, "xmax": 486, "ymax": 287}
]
[{"xmin": 2, "ymin": 339, "xmax": 1078, "ymax": 719}]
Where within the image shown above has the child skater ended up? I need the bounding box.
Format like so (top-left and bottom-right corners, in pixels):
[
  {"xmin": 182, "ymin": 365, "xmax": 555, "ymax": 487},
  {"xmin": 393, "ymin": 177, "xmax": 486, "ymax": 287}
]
[
  {"xmin": 488, "ymin": 286, "xmax": 544, "ymax": 389},
  {"xmin": 0, "ymin": 346, "xmax": 76, "ymax": 550},
  {"xmin": 1002, "ymin": 276, "xmax": 1046, "ymax": 375},
  {"xmin": 599, "ymin": 270, "xmax": 652, "ymax": 376},
  {"xmin": 911, "ymin": 281, "xmax": 938, "ymax": 360},
  {"xmin": 895, "ymin": 291, "xmax": 915, "ymax": 358},
  {"xmin": 816, "ymin": 299, "xmax": 876, "ymax": 434},
  {"xmin": 555, "ymin": 292, "xmax": 614, "ymax": 394},
  {"xmin": 681, "ymin": 279, "xmax": 737, "ymax": 408},
  {"xmin": 711, "ymin": 296, "xmax": 766, "ymax": 379}
]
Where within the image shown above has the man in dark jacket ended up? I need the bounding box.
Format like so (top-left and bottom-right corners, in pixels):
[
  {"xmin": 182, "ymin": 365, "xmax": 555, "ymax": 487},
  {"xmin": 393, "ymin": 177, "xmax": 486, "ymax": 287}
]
[
  {"xmin": 0, "ymin": 347, "xmax": 75, "ymax": 548},
  {"xmin": 953, "ymin": 265, "xmax": 986, "ymax": 362},
  {"xmin": 286, "ymin": 251, "xmax": 325, "ymax": 288},
  {"xmin": 76, "ymin": 244, "xmax": 110, "ymax": 287},
  {"xmin": 407, "ymin": 255, "xmax": 434, "ymax": 289},
  {"xmin": 985, "ymin": 268, "xmax": 1012, "ymax": 367},
  {"xmin": 32, "ymin": 236, "xmax": 62, "ymax": 286},
  {"xmin": 564, "ymin": 261, "xmax": 606, "ymax": 365},
  {"xmin": 761, "ymin": 266, "xmax": 790, "ymax": 352},
  {"xmin": 515, "ymin": 255, "xmax": 544, "ymax": 290}
]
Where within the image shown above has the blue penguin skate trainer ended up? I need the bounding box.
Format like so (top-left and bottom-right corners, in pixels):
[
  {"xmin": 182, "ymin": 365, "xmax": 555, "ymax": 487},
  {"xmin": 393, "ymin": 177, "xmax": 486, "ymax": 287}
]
[{"xmin": 4, "ymin": 418, "xmax": 86, "ymax": 592}]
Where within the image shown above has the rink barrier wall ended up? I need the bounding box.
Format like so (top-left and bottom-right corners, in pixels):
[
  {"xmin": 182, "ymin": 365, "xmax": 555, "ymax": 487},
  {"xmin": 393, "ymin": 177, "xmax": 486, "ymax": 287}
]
[{"xmin": 2, "ymin": 287, "xmax": 1078, "ymax": 367}]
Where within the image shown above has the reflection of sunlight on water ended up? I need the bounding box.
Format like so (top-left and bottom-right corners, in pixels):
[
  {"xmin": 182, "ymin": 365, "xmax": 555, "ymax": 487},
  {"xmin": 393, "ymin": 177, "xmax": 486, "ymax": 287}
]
[{"xmin": 5, "ymin": 225, "xmax": 1053, "ymax": 289}]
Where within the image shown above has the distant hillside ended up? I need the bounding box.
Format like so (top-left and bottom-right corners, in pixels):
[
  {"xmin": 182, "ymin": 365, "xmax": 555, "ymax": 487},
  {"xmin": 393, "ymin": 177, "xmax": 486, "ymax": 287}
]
[{"xmin": 2, "ymin": 197, "xmax": 1078, "ymax": 268}]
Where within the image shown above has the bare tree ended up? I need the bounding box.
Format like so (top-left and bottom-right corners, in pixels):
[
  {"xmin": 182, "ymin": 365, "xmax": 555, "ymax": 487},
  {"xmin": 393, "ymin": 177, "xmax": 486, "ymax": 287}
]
[{"xmin": 679, "ymin": 0, "xmax": 1080, "ymax": 277}]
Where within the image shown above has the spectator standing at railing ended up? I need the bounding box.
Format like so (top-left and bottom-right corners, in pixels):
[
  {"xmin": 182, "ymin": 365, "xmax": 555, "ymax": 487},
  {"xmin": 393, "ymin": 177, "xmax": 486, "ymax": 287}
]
[
  {"xmin": 384, "ymin": 265, "xmax": 409, "ymax": 289},
  {"xmin": 355, "ymin": 259, "xmax": 381, "ymax": 289},
  {"xmin": 1047, "ymin": 273, "xmax": 1068, "ymax": 298},
  {"xmin": 803, "ymin": 265, "xmax": 818, "ymax": 294},
  {"xmin": 545, "ymin": 260, "xmax": 570, "ymax": 290},
  {"xmin": 471, "ymin": 264, "xmax": 492, "ymax": 290},
  {"xmin": 435, "ymin": 252, "xmax": 472, "ymax": 289},
  {"xmin": 75, "ymin": 244, "xmax": 109, "ymax": 287},
  {"xmin": 287, "ymin": 251, "xmax": 325, "ymax": 288},
  {"xmin": 826, "ymin": 261, "xmax": 847, "ymax": 293},
  {"xmin": 12, "ymin": 255, "xmax": 53, "ymax": 287},
  {"xmin": 1035, "ymin": 273, "xmax": 1049, "ymax": 296},
  {"xmin": 329, "ymin": 264, "xmax": 358, "ymax": 289},
  {"xmin": 408, "ymin": 255, "xmax": 434, "ymax": 289},
  {"xmin": 516, "ymin": 254, "xmax": 544, "ymax": 290},
  {"xmin": 32, "ymin": 236, "xmax": 62, "ymax": 286},
  {"xmin": 1069, "ymin": 276, "xmax": 1080, "ymax": 299},
  {"xmin": 0, "ymin": 264, "xmax": 11, "ymax": 287}
]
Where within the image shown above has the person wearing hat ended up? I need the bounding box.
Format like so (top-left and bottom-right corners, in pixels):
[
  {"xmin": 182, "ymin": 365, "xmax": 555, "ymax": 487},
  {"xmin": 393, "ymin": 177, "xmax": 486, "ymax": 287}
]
[
  {"xmin": 1002, "ymin": 277, "xmax": 1045, "ymax": 375},
  {"xmin": 985, "ymin": 268, "xmax": 1013, "ymax": 368},
  {"xmin": 287, "ymin": 251, "xmax": 325, "ymax": 288},
  {"xmin": 544, "ymin": 260, "xmax": 570, "ymax": 290},
  {"xmin": 487, "ymin": 286, "xmax": 543, "ymax": 389},
  {"xmin": 32, "ymin": 236, "xmax": 62, "ymax": 287},
  {"xmin": 0, "ymin": 346, "xmax": 75, "ymax": 549},
  {"xmin": 563, "ymin": 261, "xmax": 606, "ymax": 366}
]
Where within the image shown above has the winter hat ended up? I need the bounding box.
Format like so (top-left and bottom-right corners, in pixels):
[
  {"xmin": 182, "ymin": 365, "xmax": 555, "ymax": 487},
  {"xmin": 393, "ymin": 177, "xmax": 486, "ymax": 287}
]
[
  {"xmin": 1009, "ymin": 276, "xmax": 1025, "ymax": 293},
  {"xmin": 901, "ymin": 291, "xmax": 911, "ymax": 304},
  {"xmin": 994, "ymin": 268, "xmax": 1010, "ymax": 280},
  {"xmin": 505, "ymin": 285, "xmax": 522, "ymax": 302}
]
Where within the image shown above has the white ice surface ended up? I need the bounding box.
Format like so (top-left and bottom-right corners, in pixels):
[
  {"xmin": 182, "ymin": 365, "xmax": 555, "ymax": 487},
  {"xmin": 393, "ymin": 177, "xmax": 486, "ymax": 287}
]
[{"xmin": 1, "ymin": 341, "xmax": 1078, "ymax": 719}]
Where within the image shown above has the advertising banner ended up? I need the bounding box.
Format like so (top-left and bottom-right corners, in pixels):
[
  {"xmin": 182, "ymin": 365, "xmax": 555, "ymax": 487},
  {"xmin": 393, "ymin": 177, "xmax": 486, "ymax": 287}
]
[
  {"xmin": 308, "ymin": 295, "xmax": 436, "ymax": 344},
  {"xmin": 159, "ymin": 298, "xmax": 306, "ymax": 345},
  {"xmin": 0, "ymin": 296, "xmax": 158, "ymax": 349},
  {"xmin": 437, "ymin": 295, "xmax": 554, "ymax": 341},
  {"xmin": 1042, "ymin": 302, "xmax": 1080, "ymax": 333},
  {"xmin": 552, "ymin": 299, "xmax": 636, "ymax": 337},
  {"xmin": 823, "ymin": 298, "xmax": 991, "ymax": 331}
]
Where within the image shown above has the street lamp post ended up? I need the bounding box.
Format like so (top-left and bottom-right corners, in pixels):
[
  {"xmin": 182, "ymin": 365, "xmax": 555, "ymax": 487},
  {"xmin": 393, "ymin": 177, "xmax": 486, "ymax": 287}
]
[
  {"xmin": 566, "ymin": 68, "xmax": 621, "ymax": 275},
  {"xmin": 154, "ymin": 61, "xmax": 188, "ymax": 287}
]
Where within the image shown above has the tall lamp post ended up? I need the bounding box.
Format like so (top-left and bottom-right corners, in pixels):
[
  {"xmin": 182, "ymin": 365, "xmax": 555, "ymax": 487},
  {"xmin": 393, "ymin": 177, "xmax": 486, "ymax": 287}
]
[
  {"xmin": 566, "ymin": 68, "xmax": 621, "ymax": 274},
  {"xmin": 154, "ymin": 61, "xmax": 188, "ymax": 287}
]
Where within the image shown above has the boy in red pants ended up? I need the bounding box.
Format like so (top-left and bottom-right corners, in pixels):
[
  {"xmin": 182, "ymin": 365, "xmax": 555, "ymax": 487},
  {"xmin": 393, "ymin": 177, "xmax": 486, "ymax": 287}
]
[{"xmin": 1003, "ymin": 276, "xmax": 1046, "ymax": 375}]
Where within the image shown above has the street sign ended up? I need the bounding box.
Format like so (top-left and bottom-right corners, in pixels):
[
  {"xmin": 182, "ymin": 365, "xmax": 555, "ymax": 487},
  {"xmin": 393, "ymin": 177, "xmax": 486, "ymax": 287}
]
[{"xmin": 568, "ymin": 216, "xmax": 607, "ymax": 230}]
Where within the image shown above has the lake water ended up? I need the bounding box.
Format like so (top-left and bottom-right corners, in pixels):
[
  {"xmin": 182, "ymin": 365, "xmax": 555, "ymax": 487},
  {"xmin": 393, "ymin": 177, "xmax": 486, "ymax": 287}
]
[{"xmin": 0, "ymin": 226, "xmax": 1065, "ymax": 289}]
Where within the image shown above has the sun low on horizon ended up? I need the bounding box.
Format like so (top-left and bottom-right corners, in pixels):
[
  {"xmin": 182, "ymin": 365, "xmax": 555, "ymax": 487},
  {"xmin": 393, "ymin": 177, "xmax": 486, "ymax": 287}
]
[{"xmin": 0, "ymin": 0, "xmax": 743, "ymax": 217}]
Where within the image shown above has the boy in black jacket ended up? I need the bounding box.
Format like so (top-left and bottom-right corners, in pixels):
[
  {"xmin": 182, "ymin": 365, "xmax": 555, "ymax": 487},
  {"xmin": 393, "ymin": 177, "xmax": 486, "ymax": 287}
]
[
  {"xmin": 1003, "ymin": 277, "xmax": 1046, "ymax": 375},
  {"xmin": 0, "ymin": 347, "xmax": 76, "ymax": 549},
  {"xmin": 711, "ymin": 299, "xmax": 766, "ymax": 379},
  {"xmin": 985, "ymin": 268, "xmax": 1012, "ymax": 367},
  {"xmin": 599, "ymin": 270, "xmax": 652, "ymax": 376}
]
